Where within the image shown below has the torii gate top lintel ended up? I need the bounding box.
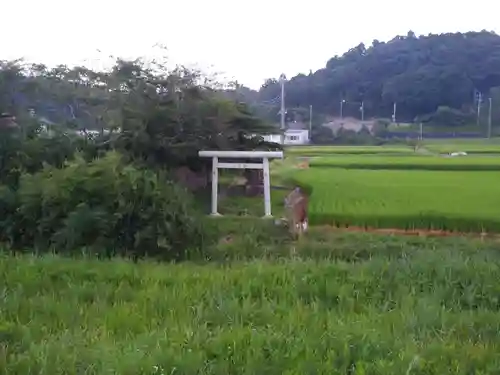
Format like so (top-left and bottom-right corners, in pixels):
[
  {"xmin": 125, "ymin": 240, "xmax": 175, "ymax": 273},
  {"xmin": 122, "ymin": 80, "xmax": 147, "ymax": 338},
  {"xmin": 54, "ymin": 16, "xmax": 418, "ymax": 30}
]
[
  {"xmin": 198, "ymin": 150, "xmax": 283, "ymax": 159},
  {"xmin": 198, "ymin": 150, "xmax": 284, "ymax": 217}
]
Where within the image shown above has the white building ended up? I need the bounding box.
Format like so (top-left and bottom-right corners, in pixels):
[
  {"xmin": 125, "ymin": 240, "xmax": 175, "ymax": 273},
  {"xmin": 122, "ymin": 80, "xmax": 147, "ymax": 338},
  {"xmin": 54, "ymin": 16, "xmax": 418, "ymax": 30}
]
[
  {"xmin": 283, "ymin": 129, "xmax": 309, "ymax": 145},
  {"xmin": 250, "ymin": 121, "xmax": 311, "ymax": 145},
  {"xmin": 260, "ymin": 134, "xmax": 283, "ymax": 144},
  {"xmin": 258, "ymin": 130, "xmax": 309, "ymax": 145}
]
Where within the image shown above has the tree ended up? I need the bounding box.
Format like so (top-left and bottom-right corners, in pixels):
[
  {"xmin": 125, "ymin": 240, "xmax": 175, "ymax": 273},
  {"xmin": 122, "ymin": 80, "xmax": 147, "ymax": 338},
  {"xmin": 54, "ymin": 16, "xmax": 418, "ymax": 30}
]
[
  {"xmin": 0, "ymin": 57, "xmax": 279, "ymax": 173},
  {"xmin": 255, "ymin": 31, "xmax": 500, "ymax": 124}
]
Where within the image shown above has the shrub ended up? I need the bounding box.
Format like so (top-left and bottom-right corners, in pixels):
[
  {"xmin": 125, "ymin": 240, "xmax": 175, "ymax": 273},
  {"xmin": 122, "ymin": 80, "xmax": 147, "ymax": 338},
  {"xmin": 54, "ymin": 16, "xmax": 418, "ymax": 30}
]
[
  {"xmin": 311, "ymin": 126, "xmax": 335, "ymax": 144},
  {"xmin": 416, "ymin": 106, "xmax": 475, "ymax": 127},
  {"xmin": 1, "ymin": 151, "xmax": 206, "ymax": 260},
  {"xmin": 333, "ymin": 128, "xmax": 379, "ymax": 145},
  {"xmin": 0, "ymin": 125, "xmax": 81, "ymax": 189}
]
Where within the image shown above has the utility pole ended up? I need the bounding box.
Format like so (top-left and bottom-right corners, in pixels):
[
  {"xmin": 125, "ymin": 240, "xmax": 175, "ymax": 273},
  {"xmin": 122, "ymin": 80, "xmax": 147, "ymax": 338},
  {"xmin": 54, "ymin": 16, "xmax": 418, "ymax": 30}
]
[
  {"xmin": 488, "ymin": 97, "xmax": 492, "ymax": 138},
  {"xmin": 419, "ymin": 122, "xmax": 423, "ymax": 140},
  {"xmin": 309, "ymin": 105, "xmax": 312, "ymax": 133},
  {"xmin": 477, "ymin": 91, "xmax": 482, "ymax": 127},
  {"xmin": 279, "ymin": 74, "xmax": 286, "ymax": 144},
  {"xmin": 392, "ymin": 102, "xmax": 397, "ymax": 123},
  {"xmin": 279, "ymin": 74, "xmax": 286, "ymax": 131},
  {"xmin": 340, "ymin": 99, "xmax": 345, "ymax": 120},
  {"xmin": 360, "ymin": 101, "xmax": 365, "ymax": 121}
]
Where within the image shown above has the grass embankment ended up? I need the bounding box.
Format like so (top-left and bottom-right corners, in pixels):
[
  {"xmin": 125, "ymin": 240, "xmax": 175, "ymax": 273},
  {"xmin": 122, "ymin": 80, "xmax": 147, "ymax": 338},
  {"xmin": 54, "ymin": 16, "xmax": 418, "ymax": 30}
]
[{"xmin": 2, "ymin": 230, "xmax": 500, "ymax": 374}]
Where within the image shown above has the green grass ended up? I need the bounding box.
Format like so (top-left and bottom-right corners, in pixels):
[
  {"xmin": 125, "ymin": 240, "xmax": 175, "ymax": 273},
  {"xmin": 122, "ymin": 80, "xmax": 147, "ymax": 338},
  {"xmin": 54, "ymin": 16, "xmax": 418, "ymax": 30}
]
[
  {"xmin": 293, "ymin": 168, "xmax": 500, "ymax": 232},
  {"xmin": 419, "ymin": 138, "xmax": 500, "ymax": 154},
  {"xmin": 3, "ymin": 146, "xmax": 500, "ymax": 374},
  {"xmin": 2, "ymin": 231, "xmax": 500, "ymax": 374},
  {"xmin": 285, "ymin": 145, "xmax": 414, "ymax": 156},
  {"xmin": 285, "ymin": 140, "xmax": 500, "ymax": 157},
  {"xmin": 310, "ymin": 154, "xmax": 500, "ymax": 171},
  {"xmin": 423, "ymin": 138, "xmax": 500, "ymax": 145},
  {"xmin": 424, "ymin": 144, "xmax": 500, "ymax": 154}
]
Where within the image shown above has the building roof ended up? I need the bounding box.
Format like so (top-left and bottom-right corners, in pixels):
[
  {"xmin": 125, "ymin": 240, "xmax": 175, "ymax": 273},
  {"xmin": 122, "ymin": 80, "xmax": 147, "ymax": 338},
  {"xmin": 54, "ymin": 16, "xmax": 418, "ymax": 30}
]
[{"xmin": 0, "ymin": 113, "xmax": 17, "ymax": 128}]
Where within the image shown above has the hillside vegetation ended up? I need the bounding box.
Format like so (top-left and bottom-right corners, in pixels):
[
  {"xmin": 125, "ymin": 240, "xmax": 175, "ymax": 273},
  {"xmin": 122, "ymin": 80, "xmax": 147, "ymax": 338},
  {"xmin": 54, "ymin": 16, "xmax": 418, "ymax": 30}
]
[{"xmin": 242, "ymin": 31, "xmax": 500, "ymax": 127}]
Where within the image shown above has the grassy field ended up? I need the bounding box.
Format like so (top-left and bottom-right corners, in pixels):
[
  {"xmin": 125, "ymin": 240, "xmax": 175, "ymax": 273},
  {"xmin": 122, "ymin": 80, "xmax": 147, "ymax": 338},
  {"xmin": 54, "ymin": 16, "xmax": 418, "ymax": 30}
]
[
  {"xmin": 422, "ymin": 138, "xmax": 500, "ymax": 146},
  {"xmin": 286, "ymin": 145, "xmax": 415, "ymax": 156},
  {"xmin": 418, "ymin": 138, "xmax": 500, "ymax": 154},
  {"xmin": 285, "ymin": 143, "xmax": 500, "ymax": 233},
  {"xmin": 309, "ymin": 154, "xmax": 500, "ymax": 171},
  {"xmin": 3, "ymin": 141, "xmax": 500, "ymax": 374},
  {"xmin": 424, "ymin": 143, "xmax": 500, "ymax": 154},
  {"xmin": 286, "ymin": 138, "xmax": 500, "ymax": 156},
  {"xmin": 2, "ymin": 231, "xmax": 500, "ymax": 374},
  {"xmin": 293, "ymin": 168, "xmax": 500, "ymax": 232}
]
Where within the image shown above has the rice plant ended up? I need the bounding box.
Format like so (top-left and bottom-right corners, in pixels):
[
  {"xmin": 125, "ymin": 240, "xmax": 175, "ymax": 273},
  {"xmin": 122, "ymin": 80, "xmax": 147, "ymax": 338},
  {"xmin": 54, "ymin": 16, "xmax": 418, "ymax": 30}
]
[
  {"xmin": 310, "ymin": 155, "xmax": 500, "ymax": 171},
  {"xmin": 294, "ymin": 168, "xmax": 500, "ymax": 232}
]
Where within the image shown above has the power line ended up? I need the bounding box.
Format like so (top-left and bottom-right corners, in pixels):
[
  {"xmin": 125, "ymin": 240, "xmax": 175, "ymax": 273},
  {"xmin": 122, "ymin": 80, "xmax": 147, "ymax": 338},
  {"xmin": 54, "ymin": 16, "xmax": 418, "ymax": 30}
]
[{"xmin": 476, "ymin": 91, "xmax": 482, "ymax": 127}]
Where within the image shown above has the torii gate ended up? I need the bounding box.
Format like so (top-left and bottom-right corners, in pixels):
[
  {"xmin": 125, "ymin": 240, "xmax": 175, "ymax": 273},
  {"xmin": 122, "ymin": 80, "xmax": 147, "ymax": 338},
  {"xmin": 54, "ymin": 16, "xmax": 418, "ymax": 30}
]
[{"xmin": 198, "ymin": 150, "xmax": 284, "ymax": 217}]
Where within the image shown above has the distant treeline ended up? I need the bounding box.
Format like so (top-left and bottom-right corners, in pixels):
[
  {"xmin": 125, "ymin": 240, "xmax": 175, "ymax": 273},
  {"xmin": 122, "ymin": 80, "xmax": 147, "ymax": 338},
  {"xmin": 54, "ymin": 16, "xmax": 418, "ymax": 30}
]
[{"xmin": 226, "ymin": 31, "xmax": 500, "ymax": 128}]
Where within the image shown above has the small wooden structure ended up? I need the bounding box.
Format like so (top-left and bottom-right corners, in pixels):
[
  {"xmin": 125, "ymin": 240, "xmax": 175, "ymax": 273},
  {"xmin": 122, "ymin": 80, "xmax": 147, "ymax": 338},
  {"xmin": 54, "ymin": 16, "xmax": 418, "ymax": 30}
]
[{"xmin": 198, "ymin": 150, "xmax": 284, "ymax": 217}]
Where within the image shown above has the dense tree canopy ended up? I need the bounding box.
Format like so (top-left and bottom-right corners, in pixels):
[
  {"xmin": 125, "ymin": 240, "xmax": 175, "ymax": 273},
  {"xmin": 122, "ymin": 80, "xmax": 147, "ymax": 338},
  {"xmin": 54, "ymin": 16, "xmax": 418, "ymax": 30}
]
[
  {"xmin": 0, "ymin": 57, "xmax": 279, "ymax": 172},
  {"xmin": 4, "ymin": 31, "xmax": 500, "ymax": 137},
  {"xmin": 246, "ymin": 31, "xmax": 500, "ymax": 125},
  {"xmin": 0, "ymin": 57, "xmax": 281, "ymax": 257}
]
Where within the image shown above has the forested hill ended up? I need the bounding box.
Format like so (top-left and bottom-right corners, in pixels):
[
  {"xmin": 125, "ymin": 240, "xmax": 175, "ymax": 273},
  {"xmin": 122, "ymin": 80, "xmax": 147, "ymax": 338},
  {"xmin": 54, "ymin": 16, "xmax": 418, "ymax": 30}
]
[{"xmin": 254, "ymin": 31, "xmax": 500, "ymax": 123}]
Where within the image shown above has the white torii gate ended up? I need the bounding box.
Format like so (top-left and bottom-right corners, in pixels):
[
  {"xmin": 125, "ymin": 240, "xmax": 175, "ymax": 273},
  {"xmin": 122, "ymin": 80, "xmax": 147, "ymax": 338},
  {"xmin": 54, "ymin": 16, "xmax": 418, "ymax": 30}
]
[{"xmin": 198, "ymin": 150, "xmax": 284, "ymax": 217}]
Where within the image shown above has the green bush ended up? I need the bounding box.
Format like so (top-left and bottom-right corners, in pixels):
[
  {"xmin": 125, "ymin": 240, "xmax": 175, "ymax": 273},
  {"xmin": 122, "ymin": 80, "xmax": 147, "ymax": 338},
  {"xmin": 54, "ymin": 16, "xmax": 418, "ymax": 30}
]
[
  {"xmin": 416, "ymin": 106, "xmax": 475, "ymax": 127},
  {"xmin": 0, "ymin": 125, "xmax": 83, "ymax": 189},
  {"xmin": 1, "ymin": 151, "xmax": 206, "ymax": 260}
]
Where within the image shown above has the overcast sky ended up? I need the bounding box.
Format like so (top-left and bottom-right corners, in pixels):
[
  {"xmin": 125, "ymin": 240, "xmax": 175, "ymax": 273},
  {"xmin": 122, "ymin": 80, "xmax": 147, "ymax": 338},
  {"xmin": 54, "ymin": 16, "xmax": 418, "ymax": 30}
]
[{"xmin": 1, "ymin": 0, "xmax": 498, "ymax": 89}]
